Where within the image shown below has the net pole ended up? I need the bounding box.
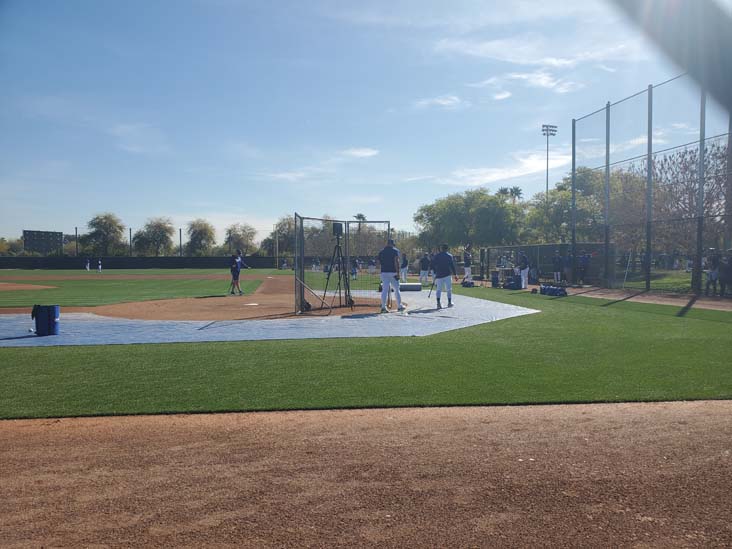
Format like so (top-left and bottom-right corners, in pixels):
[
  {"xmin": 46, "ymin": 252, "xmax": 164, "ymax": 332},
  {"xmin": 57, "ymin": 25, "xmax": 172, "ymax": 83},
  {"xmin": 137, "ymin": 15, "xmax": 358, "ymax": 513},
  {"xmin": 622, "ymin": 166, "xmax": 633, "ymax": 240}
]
[
  {"xmin": 645, "ymin": 84, "xmax": 653, "ymax": 292},
  {"xmin": 725, "ymin": 111, "xmax": 732, "ymax": 251},
  {"xmin": 571, "ymin": 118, "xmax": 577, "ymax": 284},
  {"xmin": 604, "ymin": 101, "xmax": 611, "ymax": 287},
  {"xmin": 694, "ymin": 90, "xmax": 707, "ymax": 294}
]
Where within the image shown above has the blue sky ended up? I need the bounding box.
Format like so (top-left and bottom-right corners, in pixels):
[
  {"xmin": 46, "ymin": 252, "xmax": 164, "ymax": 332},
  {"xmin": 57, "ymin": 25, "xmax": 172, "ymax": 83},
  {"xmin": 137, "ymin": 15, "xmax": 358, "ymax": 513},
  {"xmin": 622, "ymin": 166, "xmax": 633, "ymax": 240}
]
[{"xmin": 1, "ymin": 0, "xmax": 730, "ymax": 243}]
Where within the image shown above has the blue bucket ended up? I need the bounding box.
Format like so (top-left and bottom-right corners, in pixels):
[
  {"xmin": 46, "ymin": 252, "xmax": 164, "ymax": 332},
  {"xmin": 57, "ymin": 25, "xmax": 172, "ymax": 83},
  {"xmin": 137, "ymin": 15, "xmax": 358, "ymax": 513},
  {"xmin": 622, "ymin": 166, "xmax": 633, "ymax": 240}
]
[{"xmin": 34, "ymin": 305, "xmax": 60, "ymax": 336}]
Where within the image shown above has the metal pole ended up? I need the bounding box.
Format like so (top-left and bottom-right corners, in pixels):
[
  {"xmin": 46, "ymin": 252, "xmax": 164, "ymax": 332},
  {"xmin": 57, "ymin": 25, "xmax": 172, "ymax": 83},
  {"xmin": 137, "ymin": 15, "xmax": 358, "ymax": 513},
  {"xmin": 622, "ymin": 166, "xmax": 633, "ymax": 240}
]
[
  {"xmin": 725, "ymin": 111, "xmax": 732, "ymax": 251},
  {"xmin": 645, "ymin": 85, "xmax": 653, "ymax": 292},
  {"xmin": 75, "ymin": 226, "xmax": 79, "ymax": 257},
  {"xmin": 179, "ymin": 228, "xmax": 183, "ymax": 257},
  {"xmin": 694, "ymin": 89, "xmax": 707, "ymax": 293},
  {"xmin": 274, "ymin": 224, "xmax": 279, "ymax": 269},
  {"xmin": 129, "ymin": 227, "xmax": 133, "ymax": 257},
  {"xmin": 546, "ymin": 131, "xmax": 550, "ymax": 202},
  {"xmin": 571, "ymin": 118, "xmax": 577, "ymax": 284},
  {"xmin": 605, "ymin": 101, "xmax": 611, "ymax": 287}
]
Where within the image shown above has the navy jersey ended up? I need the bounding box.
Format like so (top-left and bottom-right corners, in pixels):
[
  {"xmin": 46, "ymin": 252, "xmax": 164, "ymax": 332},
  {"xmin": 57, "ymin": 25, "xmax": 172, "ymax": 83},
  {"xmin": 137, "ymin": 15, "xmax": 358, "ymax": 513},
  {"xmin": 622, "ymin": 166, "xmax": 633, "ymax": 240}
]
[
  {"xmin": 463, "ymin": 251, "xmax": 472, "ymax": 267},
  {"xmin": 552, "ymin": 255, "xmax": 562, "ymax": 271},
  {"xmin": 378, "ymin": 246, "xmax": 400, "ymax": 273},
  {"xmin": 420, "ymin": 257, "xmax": 430, "ymax": 270},
  {"xmin": 230, "ymin": 256, "xmax": 241, "ymax": 273},
  {"xmin": 401, "ymin": 254, "xmax": 408, "ymax": 268},
  {"xmin": 431, "ymin": 252, "xmax": 457, "ymax": 279}
]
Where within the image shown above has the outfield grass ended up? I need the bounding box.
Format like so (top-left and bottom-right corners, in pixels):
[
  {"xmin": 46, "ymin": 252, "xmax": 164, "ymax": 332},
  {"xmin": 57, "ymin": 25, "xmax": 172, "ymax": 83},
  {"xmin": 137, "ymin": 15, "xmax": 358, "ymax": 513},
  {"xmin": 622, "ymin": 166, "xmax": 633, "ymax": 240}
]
[
  {"xmin": 0, "ymin": 268, "xmax": 284, "ymax": 277},
  {"xmin": 1, "ymin": 286, "xmax": 730, "ymax": 419},
  {"xmin": 622, "ymin": 268, "xmax": 693, "ymax": 293},
  {"xmin": 0, "ymin": 278, "xmax": 262, "ymax": 307}
]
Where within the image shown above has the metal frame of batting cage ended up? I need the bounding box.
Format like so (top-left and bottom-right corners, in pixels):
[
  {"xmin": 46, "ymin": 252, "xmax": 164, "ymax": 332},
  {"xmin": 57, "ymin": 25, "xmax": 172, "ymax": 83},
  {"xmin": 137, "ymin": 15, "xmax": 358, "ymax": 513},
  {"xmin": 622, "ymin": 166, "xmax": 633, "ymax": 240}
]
[{"xmin": 294, "ymin": 213, "xmax": 391, "ymax": 314}]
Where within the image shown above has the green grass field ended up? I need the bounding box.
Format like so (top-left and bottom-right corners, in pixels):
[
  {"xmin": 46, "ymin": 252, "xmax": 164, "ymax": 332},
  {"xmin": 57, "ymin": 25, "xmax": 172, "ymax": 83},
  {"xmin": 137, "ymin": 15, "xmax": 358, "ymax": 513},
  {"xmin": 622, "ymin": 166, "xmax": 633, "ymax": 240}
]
[
  {"xmin": 0, "ymin": 268, "xmax": 286, "ymax": 307},
  {"xmin": 1, "ymin": 284, "xmax": 730, "ymax": 419},
  {"xmin": 622, "ymin": 268, "xmax": 693, "ymax": 293}
]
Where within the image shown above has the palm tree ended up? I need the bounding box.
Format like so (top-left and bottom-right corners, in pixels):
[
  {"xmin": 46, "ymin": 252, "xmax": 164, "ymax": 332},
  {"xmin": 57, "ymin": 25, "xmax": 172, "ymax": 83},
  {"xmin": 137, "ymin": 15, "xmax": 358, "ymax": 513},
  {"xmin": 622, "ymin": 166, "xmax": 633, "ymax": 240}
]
[
  {"xmin": 509, "ymin": 186, "xmax": 523, "ymax": 204},
  {"xmin": 354, "ymin": 213, "xmax": 366, "ymax": 233},
  {"xmin": 497, "ymin": 187, "xmax": 510, "ymax": 200}
]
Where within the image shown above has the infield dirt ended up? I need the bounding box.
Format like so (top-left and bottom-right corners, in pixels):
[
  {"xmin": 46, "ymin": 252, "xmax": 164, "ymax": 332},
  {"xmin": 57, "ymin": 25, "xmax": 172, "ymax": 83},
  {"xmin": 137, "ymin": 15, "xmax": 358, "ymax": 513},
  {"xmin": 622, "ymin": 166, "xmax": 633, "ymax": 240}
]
[{"xmin": 1, "ymin": 401, "xmax": 730, "ymax": 547}]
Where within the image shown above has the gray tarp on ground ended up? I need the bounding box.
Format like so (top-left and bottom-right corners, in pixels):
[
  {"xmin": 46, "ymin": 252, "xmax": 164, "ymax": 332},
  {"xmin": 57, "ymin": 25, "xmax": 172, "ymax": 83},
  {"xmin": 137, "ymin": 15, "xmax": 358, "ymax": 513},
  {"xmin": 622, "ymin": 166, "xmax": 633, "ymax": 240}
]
[{"xmin": 0, "ymin": 291, "xmax": 539, "ymax": 348}]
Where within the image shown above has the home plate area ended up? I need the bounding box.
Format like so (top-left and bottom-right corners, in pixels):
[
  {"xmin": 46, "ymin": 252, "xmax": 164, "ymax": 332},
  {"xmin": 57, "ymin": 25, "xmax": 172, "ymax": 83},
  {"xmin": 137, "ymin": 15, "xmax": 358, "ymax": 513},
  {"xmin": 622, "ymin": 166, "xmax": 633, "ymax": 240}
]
[{"xmin": 0, "ymin": 291, "xmax": 538, "ymax": 348}]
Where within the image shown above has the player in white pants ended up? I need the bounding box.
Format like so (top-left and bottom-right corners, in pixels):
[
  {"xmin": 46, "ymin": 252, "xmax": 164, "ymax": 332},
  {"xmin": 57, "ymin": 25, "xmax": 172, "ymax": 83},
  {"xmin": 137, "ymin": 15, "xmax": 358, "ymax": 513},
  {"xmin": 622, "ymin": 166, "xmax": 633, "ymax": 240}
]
[
  {"xmin": 431, "ymin": 244, "xmax": 458, "ymax": 309},
  {"xmin": 463, "ymin": 244, "xmax": 473, "ymax": 282},
  {"xmin": 377, "ymin": 239, "xmax": 404, "ymax": 312}
]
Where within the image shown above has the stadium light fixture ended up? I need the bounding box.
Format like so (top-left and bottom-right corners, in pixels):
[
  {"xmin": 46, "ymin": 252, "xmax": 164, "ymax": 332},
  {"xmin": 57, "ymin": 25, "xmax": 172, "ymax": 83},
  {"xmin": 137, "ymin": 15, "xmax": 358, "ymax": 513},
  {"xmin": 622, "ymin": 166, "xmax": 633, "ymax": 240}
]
[{"xmin": 541, "ymin": 124, "xmax": 558, "ymax": 202}]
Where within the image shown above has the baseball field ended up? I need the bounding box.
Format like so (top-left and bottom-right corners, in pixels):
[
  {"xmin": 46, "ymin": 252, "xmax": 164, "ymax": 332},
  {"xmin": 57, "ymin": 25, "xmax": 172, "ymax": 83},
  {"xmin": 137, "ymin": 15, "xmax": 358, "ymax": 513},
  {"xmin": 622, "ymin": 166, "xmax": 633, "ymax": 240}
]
[{"xmin": 1, "ymin": 268, "xmax": 731, "ymax": 545}]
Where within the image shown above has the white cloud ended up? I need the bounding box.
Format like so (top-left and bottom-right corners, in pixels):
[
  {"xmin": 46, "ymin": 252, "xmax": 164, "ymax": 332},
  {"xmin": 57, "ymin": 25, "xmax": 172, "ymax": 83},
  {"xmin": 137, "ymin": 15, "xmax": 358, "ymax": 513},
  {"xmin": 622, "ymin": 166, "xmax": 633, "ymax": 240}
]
[
  {"xmin": 414, "ymin": 94, "xmax": 470, "ymax": 109},
  {"xmin": 435, "ymin": 35, "xmax": 646, "ymax": 69},
  {"xmin": 341, "ymin": 147, "xmax": 379, "ymax": 158},
  {"xmin": 493, "ymin": 91, "xmax": 512, "ymax": 100},
  {"xmin": 470, "ymin": 70, "xmax": 583, "ymax": 95},
  {"xmin": 321, "ymin": 1, "xmax": 611, "ymax": 33},
  {"xmin": 263, "ymin": 171, "xmax": 309, "ymax": 182},
  {"xmin": 226, "ymin": 141, "xmax": 261, "ymax": 158},
  {"xmin": 442, "ymin": 150, "xmax": 572, "ymax": 187},
  {"xmin": 106, "ymin": 123, "xmax": 171, "ymax": 155}
]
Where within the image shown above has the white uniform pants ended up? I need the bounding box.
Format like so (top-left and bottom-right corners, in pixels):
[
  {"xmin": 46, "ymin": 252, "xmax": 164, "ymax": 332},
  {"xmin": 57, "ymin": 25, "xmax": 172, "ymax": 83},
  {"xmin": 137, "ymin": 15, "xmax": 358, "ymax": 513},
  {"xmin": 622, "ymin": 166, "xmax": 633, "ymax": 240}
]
[
  {"xmin": 400, "ymin": 267, "xmax": 408, "ymax": 282},
  {"xmin": 380, "ymin": 272, "xmax": 402, "ymax": 308},
  {"xmin": 464, "ymin": 266, "xmax": 472, "ymax": 282},
  {"xmin": 435, "ymin": 276, "xmax": 452, "ymax": 303},
  {"xmin": 419, "ymin": 270, "xmax": 429, "ymax": 284},
  {"xmin": 520, "ymin": 267, "xmax": 529, "ymax": 289}
]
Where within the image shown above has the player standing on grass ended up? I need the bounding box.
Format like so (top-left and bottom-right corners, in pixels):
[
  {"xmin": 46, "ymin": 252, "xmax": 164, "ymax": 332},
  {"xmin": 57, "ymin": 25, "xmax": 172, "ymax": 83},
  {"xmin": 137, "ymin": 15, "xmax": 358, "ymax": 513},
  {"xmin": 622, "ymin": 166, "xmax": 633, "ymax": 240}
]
[
  {"xmin": 431, "ymin": 244, "xmax": 458, "ymax": 309},
  {"xmin": 378, "ymin": 239, "xmax": 404, "ymax": 313},
  {"xmin": 230, "ymin": 249, "xmax": 249, "ymax": 295},
  {"xmin": 400, "ymin": 252, "xmax": 409, "ymax": 282},
  {"xmin": 419, "ymin": 253, "xmax": 430, "ymax": 285},
  {"xmin": 463, "ymin": 243, "xmax": 473, "ymax": 283}
]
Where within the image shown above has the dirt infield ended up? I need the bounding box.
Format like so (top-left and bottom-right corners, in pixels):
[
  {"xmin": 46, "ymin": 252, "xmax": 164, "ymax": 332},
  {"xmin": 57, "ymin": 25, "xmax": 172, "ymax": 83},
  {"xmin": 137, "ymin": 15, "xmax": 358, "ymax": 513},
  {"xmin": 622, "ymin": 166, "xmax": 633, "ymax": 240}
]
[
  {"xmin": 564, "ymin": 286, "xmax": 732, "ymax": 312},
  {"xmin": 1, "ymin": 401, "xmax": 730, "ymax": 547},
  {"xmin": 0, "ymin": 276, "xmax": 384, "ymax": 320}
]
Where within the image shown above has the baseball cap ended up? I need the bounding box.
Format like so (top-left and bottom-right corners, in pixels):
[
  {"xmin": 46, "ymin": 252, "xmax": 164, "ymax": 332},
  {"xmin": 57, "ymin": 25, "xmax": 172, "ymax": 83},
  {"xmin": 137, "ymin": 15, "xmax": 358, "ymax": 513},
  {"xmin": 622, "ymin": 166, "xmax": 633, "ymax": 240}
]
[{"xmin": 387, "ymin": 239, "xmax": 395, "ymax": 245}]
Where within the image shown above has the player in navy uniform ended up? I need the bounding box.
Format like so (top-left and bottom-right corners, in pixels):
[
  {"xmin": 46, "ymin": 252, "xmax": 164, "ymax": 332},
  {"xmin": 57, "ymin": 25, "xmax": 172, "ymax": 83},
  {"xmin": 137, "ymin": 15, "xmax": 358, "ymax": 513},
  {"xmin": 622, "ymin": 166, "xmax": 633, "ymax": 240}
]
[
  {"xmin": 518, "ymin": 250, "xmax": 529, "ymax": 289},
  {"xmin": 419, "ymin": 253, "xmax": 430, "ymax": 285},
  {"xmin": 377, "ymin": 239, "xmax": 404, "ymax": 313},
  {"xmin": 552, "ymin": 250, "xmax": 562, "ymax": 284},
  {"xmin": 400, "ymin": 252, "xmax": 409, "ymax": 282},
  {"xmin": 431, "ymin": 244, "xmax": 458, "ymax": 309},
  {"xmin": 463, "ymin": 244, "xmax": 473, "ymax": 283},
  {"xmin": 230, "ymin": 249, "xmax": 249, "ymax": 295}
]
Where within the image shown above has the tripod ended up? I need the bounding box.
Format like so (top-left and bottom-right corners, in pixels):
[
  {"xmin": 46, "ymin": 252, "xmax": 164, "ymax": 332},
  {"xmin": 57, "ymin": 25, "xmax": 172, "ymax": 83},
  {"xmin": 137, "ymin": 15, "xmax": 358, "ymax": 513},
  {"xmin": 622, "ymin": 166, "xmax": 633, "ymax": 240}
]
[{"xmin": 322, "ymin": 233, "xmax": 354, "ymax": 309}]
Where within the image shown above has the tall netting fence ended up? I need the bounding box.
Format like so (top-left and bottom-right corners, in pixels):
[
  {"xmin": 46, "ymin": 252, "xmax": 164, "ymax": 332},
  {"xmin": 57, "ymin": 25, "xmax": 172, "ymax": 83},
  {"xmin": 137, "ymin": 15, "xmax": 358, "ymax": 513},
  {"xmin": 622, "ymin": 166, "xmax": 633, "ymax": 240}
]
[
  {"xmin": 573, "ymin": 73, "xmax": 732, "ymax": 294},
  {"xmin": 345, "ymin": 219, "xmax": 391, "ymax": 292},
  {"xmin": 294, "ymin": 214, "xmax": 390, "ymax": 313}
]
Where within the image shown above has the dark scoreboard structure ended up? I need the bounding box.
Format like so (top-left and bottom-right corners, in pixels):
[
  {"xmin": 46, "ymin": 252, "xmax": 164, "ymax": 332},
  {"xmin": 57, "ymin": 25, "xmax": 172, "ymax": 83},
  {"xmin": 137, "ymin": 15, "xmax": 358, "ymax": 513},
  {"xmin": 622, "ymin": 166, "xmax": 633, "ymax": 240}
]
[{"xmin": 23, "ymin": 230, "xmax": 64, "ymax": 255}]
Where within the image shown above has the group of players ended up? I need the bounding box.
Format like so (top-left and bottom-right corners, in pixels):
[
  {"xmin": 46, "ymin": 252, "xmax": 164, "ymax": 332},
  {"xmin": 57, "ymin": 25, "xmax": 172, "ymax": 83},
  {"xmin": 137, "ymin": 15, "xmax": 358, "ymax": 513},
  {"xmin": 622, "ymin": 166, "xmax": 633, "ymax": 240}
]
[{"xmin": 377, "ymin": 240, "xmax": 471, "ymax": 313}]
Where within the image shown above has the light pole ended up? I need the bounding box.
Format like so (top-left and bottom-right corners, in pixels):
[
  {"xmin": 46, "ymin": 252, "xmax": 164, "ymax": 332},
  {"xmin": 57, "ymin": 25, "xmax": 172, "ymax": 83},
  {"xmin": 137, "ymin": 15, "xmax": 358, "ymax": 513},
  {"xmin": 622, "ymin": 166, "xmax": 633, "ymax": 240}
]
[{"xmin": 541, "ymin": 124, "xmax": 558, "ymax": 202}]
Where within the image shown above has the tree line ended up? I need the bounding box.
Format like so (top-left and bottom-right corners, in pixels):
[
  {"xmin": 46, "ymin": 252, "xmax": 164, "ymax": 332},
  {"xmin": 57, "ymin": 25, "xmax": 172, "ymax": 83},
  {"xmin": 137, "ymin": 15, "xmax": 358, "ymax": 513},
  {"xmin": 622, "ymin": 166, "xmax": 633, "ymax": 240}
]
[
  {"xmin": 0, "ymin": 215, "xmax": 258, "ymax": 257},
  {"xmin": 414, "ymin": 140, "xmax": 730, "ymax": 256}
]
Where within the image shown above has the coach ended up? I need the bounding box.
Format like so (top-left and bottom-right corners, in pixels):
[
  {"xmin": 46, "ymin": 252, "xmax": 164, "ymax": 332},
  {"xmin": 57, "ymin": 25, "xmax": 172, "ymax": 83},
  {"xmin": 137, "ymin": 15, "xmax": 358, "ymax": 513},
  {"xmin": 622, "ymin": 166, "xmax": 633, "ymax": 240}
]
[{"xmin": 431, "ymin": 244, "xmax": 458, "ymax": 309}]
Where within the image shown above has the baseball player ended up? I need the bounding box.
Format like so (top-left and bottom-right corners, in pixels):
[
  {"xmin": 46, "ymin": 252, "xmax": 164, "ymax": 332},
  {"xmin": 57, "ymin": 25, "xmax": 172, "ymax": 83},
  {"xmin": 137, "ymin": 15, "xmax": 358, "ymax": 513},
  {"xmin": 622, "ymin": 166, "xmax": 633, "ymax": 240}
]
[
  {"xmin": 378, "ymin": 239, "xmax": 404, "ymax": 313},
  {"xmin": 463, "ymin": 244, "xmax": 473, "ymax": 283},
  {"xmin": 400, "ymin": 252, "xmax": 409, "ymax": 282},
  {"xmin": 419, "ymin": 253, "xmax": 430, "ymax": 285},
  {"xmin": 431, "ymin": 244, "xmax": 458, "ymax": 309}
]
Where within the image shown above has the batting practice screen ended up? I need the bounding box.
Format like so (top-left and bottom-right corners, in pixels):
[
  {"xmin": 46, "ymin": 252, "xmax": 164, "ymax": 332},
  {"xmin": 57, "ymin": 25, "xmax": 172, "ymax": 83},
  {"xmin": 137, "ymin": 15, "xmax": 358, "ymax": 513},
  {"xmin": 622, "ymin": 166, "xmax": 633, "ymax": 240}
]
[{"xmin": 294, "ymin": 214, "xmax": 390, "ymax": 313}]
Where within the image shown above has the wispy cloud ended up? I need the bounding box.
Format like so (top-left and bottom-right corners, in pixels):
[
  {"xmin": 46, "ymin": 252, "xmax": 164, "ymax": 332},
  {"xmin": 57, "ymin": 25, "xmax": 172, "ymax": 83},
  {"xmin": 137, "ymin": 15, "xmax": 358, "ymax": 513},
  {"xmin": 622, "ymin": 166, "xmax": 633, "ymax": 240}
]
[
  {"xmin": 341, "ymin": 147, "xmax": 379, "ymax": 158},
  {"xmin": 470, "ymin": 70, "xmax": 583, "ymax": 96},
  {"xmin": 106, "ymin": 123, "xmax": 171, "ymax": 155},
  {"xmin": 414, "ymin": 94, "xmax": 469, "ymax": 110},
  {"xmin": 441, "ymin": 150, "xmax": 572, "ymax": 187},
  {"xmin": 436, "ymin": 35, "xmax": 642, "ymax": 68},
  {"xmin": 225, "ymin": 141, "xmax": 261, "ymax": 159},
  {"xmin": 493, "ymin": 91, "xmax": 512, "ymax": 101}
]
